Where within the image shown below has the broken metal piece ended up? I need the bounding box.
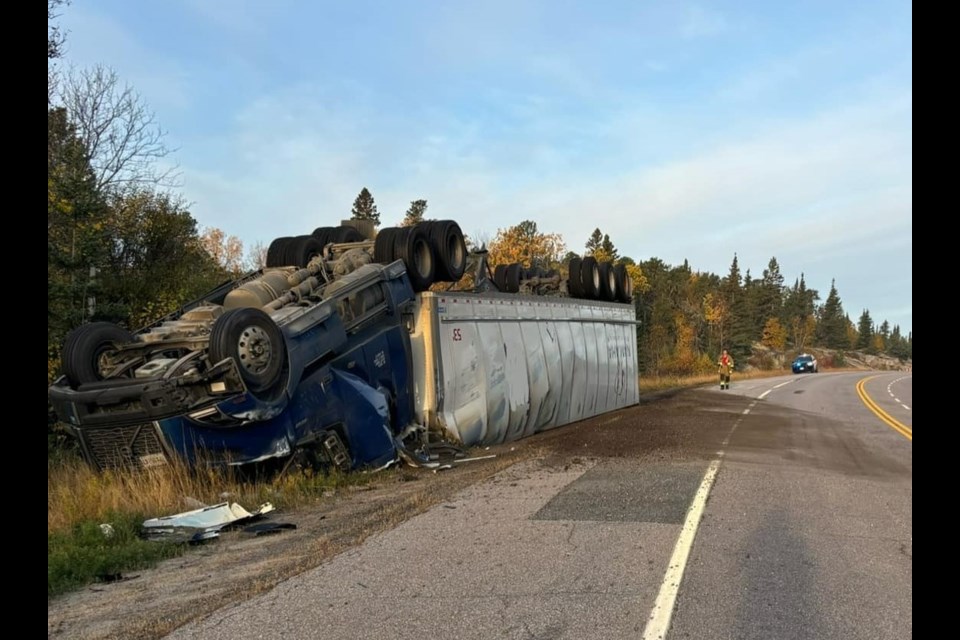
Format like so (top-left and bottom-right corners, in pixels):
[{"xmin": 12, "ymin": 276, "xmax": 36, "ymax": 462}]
[{"xmin": 142, "ymin": 502, "xmax": 275, "ymax": 543}]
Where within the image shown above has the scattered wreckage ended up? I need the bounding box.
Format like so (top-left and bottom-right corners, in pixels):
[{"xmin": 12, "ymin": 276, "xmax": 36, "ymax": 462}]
[{"xmin": 48, "ymin": 219, "xmax": 639, "ymax": 474}]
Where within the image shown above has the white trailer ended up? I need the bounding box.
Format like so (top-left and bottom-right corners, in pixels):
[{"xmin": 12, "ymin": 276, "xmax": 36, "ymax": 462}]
[{"xmin": 409, "ymin": 291, "xmax": 639, "ymax": 447}]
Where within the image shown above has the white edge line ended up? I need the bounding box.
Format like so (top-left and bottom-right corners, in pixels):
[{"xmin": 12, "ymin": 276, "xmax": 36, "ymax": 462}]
[{"xmin": 641, "ymin": 459, "xmax": 722, "ymax": 640}]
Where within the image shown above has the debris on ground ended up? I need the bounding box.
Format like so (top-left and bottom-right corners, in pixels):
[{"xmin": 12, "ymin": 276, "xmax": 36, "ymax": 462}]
[{"xmin": 142, "ymin": 502, "xmax": 276, "ymax": 543}]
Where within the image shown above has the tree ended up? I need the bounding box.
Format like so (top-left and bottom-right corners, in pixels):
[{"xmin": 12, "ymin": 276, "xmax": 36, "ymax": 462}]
[
  {"xmin": 487, "ymin": 220, "xmax": 566, "ymax": 269},
  {"xmin": 583, "ymin": 228, "xmax": 620, "ymax": 263},
  {"xmin": 350, "ymin": 187, "xmax": 380, "ymax": 225},
  {"xmin": 201, "ymin": 227, "xmax": 245, "ymax": 276},
  {"xmin": 48, "ymin": 107, "xmax": 109, "ymax": 355},
  {"xmin": 755, "ymin": 257, "xmax": 784, "ymax": 336},
  {"xmin": 703, "ymin": 292, "xmax": 729, "ymax": 351},
  {"xmin": 600, "ymin": 234, "xmax": 619, "ymax": 261},
  {"xmin": 878, "ymin": 320, "xmax": 891, "ymax": 353},
  {"xmin": 783, "ymin": 274, "xmax": 819, "ymax": 349},
  {"xmin": 856, "ymin": 310, "xmax": 874, "ymax": 350},
  {"xmin": 585, "ymin": 228, "xmax": 603, "ymax": 255},
  {"xmin": 720, "ymin": 254, "xmax": 751, "ymax": 361},
  {"xmin": 48, "ymin": 0, "xmax": 68, "ymax": 102},
  {"xmin": 245, "ymin": 240, "xmax": 268, "ymax": 271},
  {"xmin": 816, "ymin": 279, "xmax": 848, "ymax": 349},
  {"xmin": 97, "ymin": 190, "xmax": 227, "ymax": 328},
  {"xmin": 48, "ymin": 0, "xmax": 67, "ymax": 60},
  {"xmin": 791, "ymin": 315, "xmax": 817, "ymax": 352},
  {"xmin": 54, "ymin": 65, "xmax": 179, "ymax": 194},
  {"xmin": 761, "ymin": 317, "xmax": 788, "ymax": 353},
  {"xmin": 400, "ymin": 199, "xmax": 428, "ymax": 227}
]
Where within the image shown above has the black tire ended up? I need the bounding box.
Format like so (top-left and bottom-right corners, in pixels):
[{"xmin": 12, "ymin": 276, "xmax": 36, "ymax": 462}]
[
  {"xmin": 266, "ymin": 237, "xmax": 293, "ymax": 267},
  {"xmin": 374, "ymin": 227, "xmax": 399, "ymax": 264},
  {"xmin": 422, "ymin": 220, "xmax": 467, "ymax": 281},
  {"xmin": 311, "ymin": 226, "xmax": 337, "ymax": 246},
  {"xmin": 494, "ymin": 264, "xmax": 507, "ymax": 291},
  {"xmin": 580, "ymin": 257, "xmax": 600, "ymax": 299},
  {"xmin": 623, "ymin": 272, "xmax": 634, "ymax": 302},
  {"xmin": 613, "ymin": 264, "xmax": 629, "ymax": 302},
  {"xmin": 333, "ymin": 226, "xmax": 365, "ymax": 243},
  {"xmin": 598, "ymin": 261, "xmax": 617, "ymax": 302},
  {"xmin": 567, "ymin": 258, "xmax": 584, "ymax": 298},
  {"xmin": 285, "ymin": 235, "xmax": 324, "ymax": 268},
  {"xmin": 310, "ymin": 227, "xmax": 337, "ymax": 244},
  {"xmin": 393, "ymin": 226, "xmax": 435, "ymax": 292},
  {"xmin": 62, "ymin": 322, "xmax": 134, "ymax": 387},
  {"xmin": 209, "ymin": 308, "xmax": 286, "ymax": 394},
  {"xmin": 505, "ymin": 263, "xmax": 522, "ymax": 293}
]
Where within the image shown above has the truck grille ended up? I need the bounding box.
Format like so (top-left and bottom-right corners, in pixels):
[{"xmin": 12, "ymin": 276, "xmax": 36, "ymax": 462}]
[{"xmin": 80, "ymin": 423, "xmax": 169, "ymax": 470}]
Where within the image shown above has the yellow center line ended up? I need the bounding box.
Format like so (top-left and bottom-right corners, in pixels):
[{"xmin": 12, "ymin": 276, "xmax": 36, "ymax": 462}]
[{"xmin": 856, "ymin": 376, "xmax": 912, "ymax": 440}]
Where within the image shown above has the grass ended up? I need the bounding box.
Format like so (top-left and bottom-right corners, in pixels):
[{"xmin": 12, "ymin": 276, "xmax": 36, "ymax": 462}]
[
  {"xmin": 48, "ymin": 511, "xmax": 184, "ymax": 598},
  {"xmin": 637, "ymin": 367, "xmax": 792, "ymax": 393},
  {"xmin": 47, "ymin": 455, "xmax": 386, "ymax": 599}
]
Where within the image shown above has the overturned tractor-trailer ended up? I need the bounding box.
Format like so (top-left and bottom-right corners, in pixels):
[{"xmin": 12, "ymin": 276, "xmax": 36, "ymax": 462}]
[{"xmin": 47, "ymin": 219, "xmax": 639, "ymax": 473}]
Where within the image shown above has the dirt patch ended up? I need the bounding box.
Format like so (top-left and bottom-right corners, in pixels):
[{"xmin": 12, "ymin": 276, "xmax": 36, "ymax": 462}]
[{"xmin": 47, "ymin": 388, "xmax": 743, "ymax": 640}]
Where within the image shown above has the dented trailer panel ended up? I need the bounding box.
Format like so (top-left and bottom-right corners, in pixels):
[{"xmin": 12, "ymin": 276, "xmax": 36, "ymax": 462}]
[{"xmin": 409, "ymin": 292, "xmax": 639, "ymax": 446}]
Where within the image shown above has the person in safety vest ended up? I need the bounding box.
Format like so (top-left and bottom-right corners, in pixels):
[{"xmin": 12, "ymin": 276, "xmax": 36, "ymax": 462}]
[{"xmin": 718, "ymin": 349, "xmax": 734, "ymax": 390}]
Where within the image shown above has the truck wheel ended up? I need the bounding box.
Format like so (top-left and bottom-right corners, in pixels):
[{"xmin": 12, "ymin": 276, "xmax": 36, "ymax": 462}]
[
  {"xmin": 580, "ymin": 257, "xmax": 600, "ymax": 299},
  {"xmin": 598, "ymin": 261, "xmax": 617, "ymax": 301},
  {"xmin": 333, "ymin": 226, "xmax": 365, "ymax": 243},
  {"xmin": 623, "ymin": 273, "xmax": 634, "ymax": 302},
  {"xmin": 567, "ymin": 258, "xmax": 584, "ymax": 297},
  {"xmin": 374, "ymin": 227, "xmax": 399, "ymax": 263},
  {"xmin": 613, "ymin": 264, "xmax": 629, "ymax": 302},
  {"xmin": 394, "ymin": 226, "xmax": 435, "ymax": 292},
  {"xmin": 285, "ymin": 235, "xmax": 324, "ymax": 268},
  {"xmin": 62, "ymin": 322, "xmax": 134, "ymax": 387},
  {"xmin": 209, "ymin": 308, "xmax": 286, "ymax": 395},
  {"xmin": 505, "ymin": 263, "xmax": 522, "ymax": 293},
  {"xmin": 423, "ymin": 220, "xmax": 467, "ymax": 282},
  {"xmin": 494, "ymin": 264, "xmax": 507, "ymax": 291},
  {"xmin": 311, "ymin": 227, "xmax": 337, "ymax": 249},
  {"xmin": 266, "ymin": 237, "xmax": 293, "ymax": 267}
]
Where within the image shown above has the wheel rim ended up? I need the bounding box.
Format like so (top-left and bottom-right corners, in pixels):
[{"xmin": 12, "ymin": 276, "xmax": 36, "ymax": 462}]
[
  {"xmin": 236, "ymin": 326, "xmax": 274, "ymax": 376},
  {"xmin": 591, "ymin": 266, "xmax": 600, "ymax": 289},
  {"xmin": 414, "ymin": 239, "xmax": 433, "ymax": 279},
  {"xmin": 448, "ymin": 234, "xmax": 465, "ymax": 271}
]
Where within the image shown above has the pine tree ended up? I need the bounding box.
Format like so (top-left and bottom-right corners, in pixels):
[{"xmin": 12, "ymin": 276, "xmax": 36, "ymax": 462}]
[
  {"xmin": 350, "ymin": 187, "xmax": 380, "ymax": 225},
  {"xmin": 856, "ymin": 310, "xmax": 874, "ymax": 350},
  {"xmin": 756, "ymin": 257, "xmax": 784, "ymax": 337},
  {"xmin": 400, "ymin": 199, "xmax": 427, "ymax": 226},
  {"xmin": 817, "ymin": 280, "xmax": 848, "ymax": 349},
  {"xmin": 878, "ymin": 320, "xmax": 890, "ymax": 353},
  {"xmin": 600, "ymin": 234, "xmax": 619, "ymax": 261},
  {"xmin": 585, "ymin": 228, "xmax": 603, "ymax": 254}
]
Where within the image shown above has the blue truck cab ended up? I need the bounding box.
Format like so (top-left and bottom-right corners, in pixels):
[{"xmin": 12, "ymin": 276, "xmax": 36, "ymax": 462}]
[{"xmin": 48, "ymin": 259, "xmax": 422, "ymax": 472}]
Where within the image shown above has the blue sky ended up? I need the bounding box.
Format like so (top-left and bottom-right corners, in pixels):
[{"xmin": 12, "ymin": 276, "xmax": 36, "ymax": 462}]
[{"xmin": 54, "ymin": 0, "xmax": 912, "ymax": 335}]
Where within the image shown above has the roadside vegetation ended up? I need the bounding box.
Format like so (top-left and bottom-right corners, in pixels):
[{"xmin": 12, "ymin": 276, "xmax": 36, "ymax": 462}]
[{"xmin": 47, "ymin": 454, "xmax": 389, "ymax": 598}]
